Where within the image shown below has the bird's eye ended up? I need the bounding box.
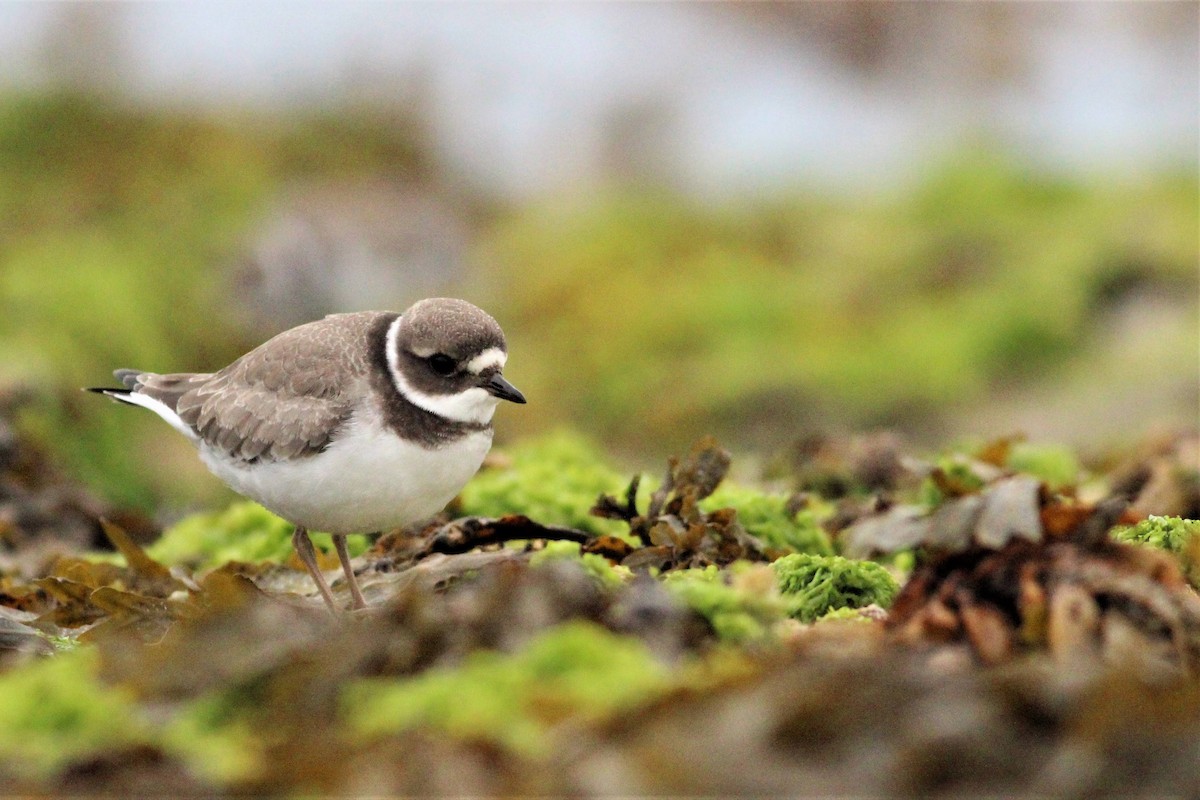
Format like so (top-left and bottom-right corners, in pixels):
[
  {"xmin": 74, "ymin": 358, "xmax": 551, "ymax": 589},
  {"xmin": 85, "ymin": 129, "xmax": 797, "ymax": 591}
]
[{"xmin": 428, "ymin": 354, "xmax": 456, "ymax": 376}]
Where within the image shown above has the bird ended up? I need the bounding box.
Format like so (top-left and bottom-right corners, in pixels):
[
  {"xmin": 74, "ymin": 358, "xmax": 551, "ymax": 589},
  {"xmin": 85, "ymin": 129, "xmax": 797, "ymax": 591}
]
[{"xmin": 88, "ymin": 298, "xmax": 526, "ymax": 612}]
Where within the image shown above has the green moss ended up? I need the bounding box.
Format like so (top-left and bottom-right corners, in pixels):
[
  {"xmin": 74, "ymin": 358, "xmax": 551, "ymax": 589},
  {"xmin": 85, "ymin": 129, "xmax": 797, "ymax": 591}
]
[
  {"xmin": 816, "ymin": 606, "xmax": 877, "ymax": 623},
  {"xmin": 0, "ymin": 649, "xmax": 146, "ymax": 778},
  {"xmin": 528, "ymin": 541, "xmax": 631, "ymax": 590},
  {"xmin": 344, "ymin": 620, "xmax": 670, "ymax": 757},
  {"xmin": 883, "ymin": 549, "xmax": 917, "ymax": 577},
  {"xmin": 148, "ymin": 501, "xmax": 369, "ymax": 570},
  {"xmin": 458, "ymin": 431, "xmax": 634, "ymax": 537},
  {"xmin": 1112, "ymin": 515, "xmax": 1199, "ymax": 552},
  {"xmin": 701, "ymin": 484, "xmax": 832, "ymax": 555},
  {"xmin": 1006, "ymin": 442, "xmax": 1082, "ymax": 488},
  {"xmin": 662, "ymin": 564, "xmax": 786, "ymax": 643},
  {"xmin": 163, "ymin": 689, "xmax": 266, "ymax": 784},
  {"xmin": 1112, "ymin": 516, "xmax": 1200, "ymax": 587},
  {"xmin": 773, "ymin": 553, "xmax": 899, "ymax": 623},
  {"xmin": 918, "ymin": 457, "xmax": 987, "ymax": 507}
]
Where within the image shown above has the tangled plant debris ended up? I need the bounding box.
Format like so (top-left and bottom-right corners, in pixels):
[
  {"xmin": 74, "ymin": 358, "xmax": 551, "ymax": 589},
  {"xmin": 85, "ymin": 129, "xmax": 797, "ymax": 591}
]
[
  {"xmin": 591, "ymin": 436, "xmax": 772, "ymax": 569},
  {"xmin": 0, "ymin": 422, "xmax": 1197, "ymax": 796}
]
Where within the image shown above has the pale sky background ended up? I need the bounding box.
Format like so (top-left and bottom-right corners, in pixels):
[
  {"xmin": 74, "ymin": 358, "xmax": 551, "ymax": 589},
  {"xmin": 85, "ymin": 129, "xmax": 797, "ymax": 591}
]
[{"xmin": 0, "ymin": 2, "xmax": 1194, "ymax": 199}]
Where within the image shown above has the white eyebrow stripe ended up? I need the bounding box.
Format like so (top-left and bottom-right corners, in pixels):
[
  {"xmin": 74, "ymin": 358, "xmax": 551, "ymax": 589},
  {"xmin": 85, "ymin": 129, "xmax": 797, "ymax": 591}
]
[{"xmin": 466, "ymin": 347, "xmax": 507, "ymax": 375}]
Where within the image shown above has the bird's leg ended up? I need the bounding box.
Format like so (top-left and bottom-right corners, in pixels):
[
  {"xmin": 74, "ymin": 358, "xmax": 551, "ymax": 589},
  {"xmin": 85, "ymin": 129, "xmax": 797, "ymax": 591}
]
[
  {"xmin": 292, "ymin": 526, "xmax": 338, "ymax": 613},
  {"xmin": 332, "ymin": 533, "xmax": 367, "ymax": 610}
]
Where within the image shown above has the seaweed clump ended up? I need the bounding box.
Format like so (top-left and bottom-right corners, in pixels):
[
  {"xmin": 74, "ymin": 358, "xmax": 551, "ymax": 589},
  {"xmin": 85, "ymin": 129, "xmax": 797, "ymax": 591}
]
[
  {"xmin": 591, "ymin": 436, "xmax": 772, "ymax": 571},
  {"xmin": 868, "ymin": 495, "xmax": 1200, "ymax": 670}
]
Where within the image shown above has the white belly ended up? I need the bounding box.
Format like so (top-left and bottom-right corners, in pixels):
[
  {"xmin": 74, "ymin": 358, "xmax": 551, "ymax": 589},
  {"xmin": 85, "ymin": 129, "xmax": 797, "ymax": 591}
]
[{"xmin": 199, "ymin": 419, "xmax": 493, "ymax": 534}]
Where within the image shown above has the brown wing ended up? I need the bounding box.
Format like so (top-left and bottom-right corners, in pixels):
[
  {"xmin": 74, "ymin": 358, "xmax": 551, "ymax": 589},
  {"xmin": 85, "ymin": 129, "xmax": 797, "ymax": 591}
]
[{"xmin": 131, "ymin": 311, "xmax": 393, "ymax": 462}]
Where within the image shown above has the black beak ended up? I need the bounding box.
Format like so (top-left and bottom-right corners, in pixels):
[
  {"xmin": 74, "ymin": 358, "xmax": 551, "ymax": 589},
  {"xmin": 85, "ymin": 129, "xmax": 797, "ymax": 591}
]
[{"xmin": 485, "ymin": 373, "xmax": 526, "ymax": 404}]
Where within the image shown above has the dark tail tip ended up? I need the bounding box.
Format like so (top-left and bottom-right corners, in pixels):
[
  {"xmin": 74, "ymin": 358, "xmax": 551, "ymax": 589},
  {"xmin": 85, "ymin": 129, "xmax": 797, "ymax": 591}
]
[{"xmin": 86, "ymin": 369, "xmax": 142, "ymax": 396}]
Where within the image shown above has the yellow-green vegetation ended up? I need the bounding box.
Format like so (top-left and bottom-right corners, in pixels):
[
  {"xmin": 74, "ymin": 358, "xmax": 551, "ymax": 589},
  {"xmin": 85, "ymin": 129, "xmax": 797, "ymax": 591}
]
[
  {"xmin": 0, "ymin": 648, "xmax": 274, "ymax": 785},
  {"xmin": 1005, "ymin": 442, "xmax": 1082, "ymax": 489},
  {"xmin": 162, "ymin": 689, "xmax": 267, "ymax": 784},
  {"xmin": 1113, "ymin": 515, "xmax": 1200, "ymax": 588},
  {"xmin": 464, "ymin": 433, "xmax": 829, "ymax": 556},
  {"xmin": 528, "ymin": 540, "xmax": 631, "ymax": 590},
  {"xmin": 148, "ymin": 501, "xmax": 369, "ymax": 569},
  {"xmin": 702, "ymin": 484, "xmax": 832, "ymax": 554},
  {"xmin": 0, "ymin": 649, "xmax": 145, "ymax": 778},
  {"xmin": 917, "ymin": 440, "xmax": 1084, "ymax": 505},
  {"xmin": 773, "ymin": 553, "xmax": 899, "ymax": 623},
  {"xmin": 662, "ymin": 564, "xmax": 786, "ymax": 643},
  {"xmin": 458, "ymin": 431, "xmax": 637, "ymax": 536},
  {"xmin": 816, "ymin": 606, "xmax": 878, "ymax": 623},
  {"xmin": 344, "ymin": 620, "xmax": 670, "ymax": 757},
  {"xmin": 918, "ymin": 456, "xmax": 988, "ymax": 506},
  {"xmin": 485, "ymin": 156, "xmax": 1198, "ymax": 448}
]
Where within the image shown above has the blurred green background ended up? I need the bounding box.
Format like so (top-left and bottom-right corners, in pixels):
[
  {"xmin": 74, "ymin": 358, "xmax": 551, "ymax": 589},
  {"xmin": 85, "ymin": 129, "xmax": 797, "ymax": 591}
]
[{"xmin": 0, "ymin": 3, "xmax": 1196, "ymax": 515}]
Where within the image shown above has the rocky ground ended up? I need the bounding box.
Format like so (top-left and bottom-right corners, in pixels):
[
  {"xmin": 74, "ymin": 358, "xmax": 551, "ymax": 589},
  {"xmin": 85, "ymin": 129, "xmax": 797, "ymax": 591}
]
[{"xmin": 0, "ymin": 395, "xmax": 1197, "ymax": 796}]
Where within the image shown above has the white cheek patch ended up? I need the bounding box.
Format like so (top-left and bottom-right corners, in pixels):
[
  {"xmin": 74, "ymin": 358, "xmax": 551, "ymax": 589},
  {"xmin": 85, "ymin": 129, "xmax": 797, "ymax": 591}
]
[
  {"xmin": 466, "ymin": 347, "xmax": 507, "ymax": 375},
  {"xmin": 386, "ymin": 317, "xmax": 500, "ymax": 425},
  {"xmin": 399, "ymin": 384, "xmax": 500, "ymax": 425}
]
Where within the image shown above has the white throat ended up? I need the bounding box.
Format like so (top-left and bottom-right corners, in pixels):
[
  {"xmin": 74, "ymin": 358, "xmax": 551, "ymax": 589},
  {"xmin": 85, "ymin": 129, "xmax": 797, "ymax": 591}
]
[{"xmin": 384, "ymin": 316, "xmax": 501, "ymax": 425}]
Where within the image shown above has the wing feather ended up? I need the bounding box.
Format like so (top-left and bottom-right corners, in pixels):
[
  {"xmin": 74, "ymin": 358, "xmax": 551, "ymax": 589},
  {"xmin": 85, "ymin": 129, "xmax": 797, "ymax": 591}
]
[{"xmin": 128, "ymin": 311, "xmax": 389, "ymax": 463}]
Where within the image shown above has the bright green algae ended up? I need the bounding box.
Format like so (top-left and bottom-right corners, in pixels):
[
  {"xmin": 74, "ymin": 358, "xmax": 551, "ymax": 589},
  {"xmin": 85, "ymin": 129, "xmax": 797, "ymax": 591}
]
[
  {"xmin": 1005, "ymin": 442, "xmax": 1081, "ymax": 489},
  {"xmin": 0, "ymin": 650, "xmax": 145, "ymax": 778},
  {"xmin": 458, "ymin": 430, "xmax": 634, "ymax": 536},
  {"xmin": 1112, "ymin": 515, "xmax": 1200, "ymax": 587},
  {"xmin": 701, "ymin": 484, "xmax": 832, "ymax": 555},
  {"xmin": 1113, "ymin": 515, "xmax": 1200, "ymax": 552},
  {"xmin": 662, "ymin": 564, "xmax": 786, "ymax": 643},
  {"xmin": 146, "ymin": 501, "xmax": 369, "ymax": 569},
  {"xmin": 464, "ymin": 432, "xmax": 833, "ymax": 554},
  {"xmin": 0, "ymin": 648, "xmax": 271, "ymax": 784},
  {"xmin": 529, "ymin": 540, "xmax": 631, "ymax": 590},
  {"xmin": 773, "ymin": 553, "xmax": 899, "ymax": 623},
  {"xmin": 343, "ymin": 620, "xmax": 671, "ymax": 757}
]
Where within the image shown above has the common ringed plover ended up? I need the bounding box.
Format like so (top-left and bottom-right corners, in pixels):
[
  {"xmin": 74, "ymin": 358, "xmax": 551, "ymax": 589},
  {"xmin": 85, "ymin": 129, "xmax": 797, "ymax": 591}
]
[{"xmin": 89, "ymin": 298, "xmax": 526, "ymax": 611}]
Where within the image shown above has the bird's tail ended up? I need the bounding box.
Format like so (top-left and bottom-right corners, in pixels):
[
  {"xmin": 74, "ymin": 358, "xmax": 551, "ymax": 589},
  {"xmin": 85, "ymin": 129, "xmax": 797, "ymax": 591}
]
[{"xmin": 85, "ymin": 368, "xmax": 145, "ymax": 401}]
